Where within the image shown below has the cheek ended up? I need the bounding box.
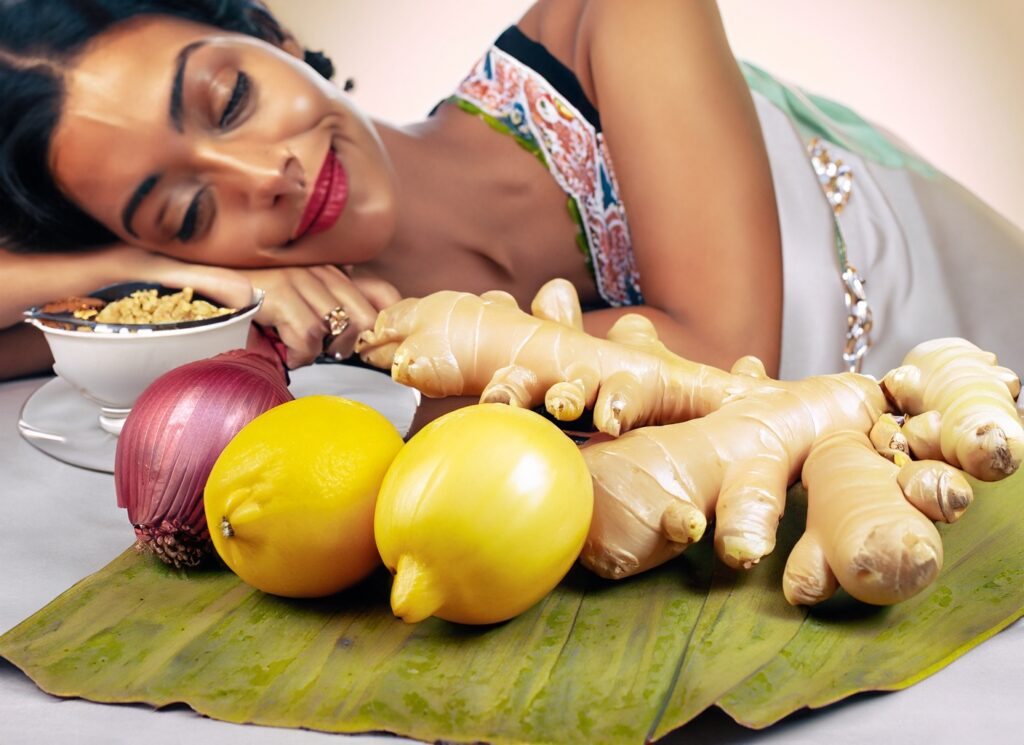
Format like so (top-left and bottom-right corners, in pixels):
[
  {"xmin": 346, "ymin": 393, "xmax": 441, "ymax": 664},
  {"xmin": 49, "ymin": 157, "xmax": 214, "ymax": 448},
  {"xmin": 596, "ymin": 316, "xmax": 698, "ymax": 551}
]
[
  {"xmin": 257, "ymin": 73, "xmax": 335, "ymax": 136},
  {"xmin": 126, "ymin": 198, "xmax": 261, "ymax": 266},
  {"xmin": 179, "ymin": 217, "xmax": 268, "ymax": 268}
]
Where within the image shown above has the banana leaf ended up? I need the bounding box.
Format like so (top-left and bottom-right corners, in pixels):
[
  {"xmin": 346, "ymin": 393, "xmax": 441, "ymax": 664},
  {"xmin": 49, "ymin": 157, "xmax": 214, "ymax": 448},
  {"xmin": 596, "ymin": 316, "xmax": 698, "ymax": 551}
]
[
  {"xmin": 717, "ymin": 470, "xmax": 1024, "ymax": 729},
  {"xmin": 1, "ymin": 470, "xmax": 1022, "ymax": 745}
]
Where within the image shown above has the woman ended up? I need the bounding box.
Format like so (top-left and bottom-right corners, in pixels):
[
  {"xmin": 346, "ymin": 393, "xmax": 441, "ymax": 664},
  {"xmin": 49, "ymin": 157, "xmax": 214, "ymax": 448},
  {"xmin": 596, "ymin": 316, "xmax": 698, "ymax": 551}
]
[{"xmin": 1, "ymin": 0, "xmax": 1021, "ymax": 384}]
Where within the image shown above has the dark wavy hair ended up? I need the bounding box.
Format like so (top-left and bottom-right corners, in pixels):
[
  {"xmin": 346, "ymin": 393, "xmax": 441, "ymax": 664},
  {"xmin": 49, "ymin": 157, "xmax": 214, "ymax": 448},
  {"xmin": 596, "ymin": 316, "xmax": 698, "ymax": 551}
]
[{"xmin": 0, "ymin": 0, "xmax": 335, "ymax": 252}]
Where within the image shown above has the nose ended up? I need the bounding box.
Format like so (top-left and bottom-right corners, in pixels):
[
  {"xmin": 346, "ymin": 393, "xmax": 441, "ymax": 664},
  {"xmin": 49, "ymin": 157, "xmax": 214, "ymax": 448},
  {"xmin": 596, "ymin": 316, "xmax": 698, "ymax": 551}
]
[{"xmin": 192, "ymin": 143, "xmax": 306, "ymax": 209}]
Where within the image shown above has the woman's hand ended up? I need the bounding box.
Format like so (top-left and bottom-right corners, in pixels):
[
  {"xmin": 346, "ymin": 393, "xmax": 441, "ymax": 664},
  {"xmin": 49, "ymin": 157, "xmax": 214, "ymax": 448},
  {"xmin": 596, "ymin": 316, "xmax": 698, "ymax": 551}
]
[
  {"xmin": 114, "ymin": 250, "xmax": 402, "ymax": 367},
  {"xmin": 238, "ymin": 265, "xmax": 401, "ymax": 368},
  {"xmin": 1, "ymin": 242, "xmax": 399, "ymax": 371},
  {"xmin": 108, "ymin": 245, "xmax": 256, "ymax": 310},
  {"xmin": 0, "ymin": 244, "xmax": 253, "ymax": 328},
  {"xmin": 0, "ymin": 244, "xmax": 260, "ymax": 380}
]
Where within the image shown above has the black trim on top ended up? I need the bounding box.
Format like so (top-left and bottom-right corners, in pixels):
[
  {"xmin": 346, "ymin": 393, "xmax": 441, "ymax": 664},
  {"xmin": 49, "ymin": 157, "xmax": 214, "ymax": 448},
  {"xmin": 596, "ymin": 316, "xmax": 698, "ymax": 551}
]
[{"xmin": 494, "ymin": 25, "xmax": 602, "ymax": 130}]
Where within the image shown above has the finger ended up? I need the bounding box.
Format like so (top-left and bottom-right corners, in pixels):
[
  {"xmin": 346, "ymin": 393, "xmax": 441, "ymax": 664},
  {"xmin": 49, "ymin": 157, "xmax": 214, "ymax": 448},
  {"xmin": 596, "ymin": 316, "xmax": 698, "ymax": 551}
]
[
  {"xmin": 255, "ymin": 275, "xmax": 330, "ymax": 369},
  {"xmin": 309, "ymin": 266, "xmax": 384, "ymax": 359},
  {"xmin": 312, "ymin": 265, "xmax": 401, "ymax": 312},
  {"xmin": 309, "ymin": 265, "xmax": 377, "ymax": 318},
  {"xmin": 287, "ymin": 267, "xmax": 370, "ymax": 360},
  {"xmin": 148, "ymin": 261, "xmax": 254, "ymax": 309},
  {"xmin": 286, "ymin": 267, "xmax": 351, "ymax": 329},
  {"xmin": 323, "ymin": 309, "xmax": 375, "ymax": 361},
  {"xmin": 351, "ymin": 276, "xmax": 403, "ymax": 311},
  {"xmin": 273, "ymin": 302, "xmax": 327, "ymax": 369},
  {"xmin": 277, "ymin": 315, "xmax": 326, "ymax": 368}
]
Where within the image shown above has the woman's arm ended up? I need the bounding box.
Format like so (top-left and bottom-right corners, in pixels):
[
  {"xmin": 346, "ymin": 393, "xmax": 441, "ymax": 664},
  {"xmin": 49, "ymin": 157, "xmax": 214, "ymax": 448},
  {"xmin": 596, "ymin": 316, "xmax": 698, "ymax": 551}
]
[
  {"xmin": 235, "ymin": 265, "xmax": 402, "ymax": 368},
  {"xmin": 0, "ymin": 323, "xmax": 54, "ymax": 381},
  {"xmin": 0, "ymin": 247, "xmax": 401, "ymax": 381},
  {"xmin": 0, "ymin": 245, "xmax": 253, "ymax": 328},
  {"xmin": 577, "ymin": 0, "xmax": 783, "ymax": 374},
  {"xmin": 0, "ymin": 246, "xmax": 256, "ymax": 381}
]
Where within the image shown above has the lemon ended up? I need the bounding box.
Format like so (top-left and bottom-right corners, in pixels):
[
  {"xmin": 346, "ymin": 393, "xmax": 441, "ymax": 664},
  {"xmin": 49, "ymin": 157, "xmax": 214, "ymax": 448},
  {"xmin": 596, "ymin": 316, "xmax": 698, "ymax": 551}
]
[
  {"xmin": 375, "ymin": 404, "xmax": 594, "ymax": 624},
  {"xmin": 205, "ymin": 395, "xmax": 403, "ymax": 598}
]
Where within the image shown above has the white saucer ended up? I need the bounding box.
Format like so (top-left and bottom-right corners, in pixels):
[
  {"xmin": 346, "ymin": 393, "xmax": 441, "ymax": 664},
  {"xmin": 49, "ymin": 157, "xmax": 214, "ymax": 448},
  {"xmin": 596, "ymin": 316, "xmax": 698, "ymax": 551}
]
[{"xmin": 18, "ymin": 363, "xmax": 421, "ymax": 474}]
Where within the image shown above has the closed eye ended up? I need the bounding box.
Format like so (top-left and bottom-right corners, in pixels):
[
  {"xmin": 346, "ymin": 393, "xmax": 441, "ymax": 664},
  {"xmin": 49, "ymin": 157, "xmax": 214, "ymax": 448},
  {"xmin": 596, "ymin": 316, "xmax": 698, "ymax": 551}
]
[
  {"xmin": 176, "ymin": 187, "xmax": 214, "ymax": 242},
  {"xmin": 219, "ymin": 71, "xmax": 251, "ymax": 129}
]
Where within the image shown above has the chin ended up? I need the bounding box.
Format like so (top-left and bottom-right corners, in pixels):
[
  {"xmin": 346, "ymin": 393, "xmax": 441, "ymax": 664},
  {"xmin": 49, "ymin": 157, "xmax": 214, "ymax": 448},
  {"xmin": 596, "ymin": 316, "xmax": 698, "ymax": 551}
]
[
  {"xmin": 310, "ymin": 206, "xmax": 396, "ymax": 266},
  {"xmin": 346, "ymin": 190, "xmax": 399, "ymax": 261}
]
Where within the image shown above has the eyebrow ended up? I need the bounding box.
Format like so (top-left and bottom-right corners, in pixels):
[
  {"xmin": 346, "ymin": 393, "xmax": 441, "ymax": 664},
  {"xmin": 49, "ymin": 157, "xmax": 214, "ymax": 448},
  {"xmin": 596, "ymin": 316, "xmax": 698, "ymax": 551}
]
[
  {"xmin": 169, "ymin": 40, "xmax": 208, "ymax": 133},
  {"xmin": 121, "ymin": 40, "xmax": 208, "ymax": 237},
  {"xmin": 121, "ymin": 173, "xmax": 160, "ymax": 237}
]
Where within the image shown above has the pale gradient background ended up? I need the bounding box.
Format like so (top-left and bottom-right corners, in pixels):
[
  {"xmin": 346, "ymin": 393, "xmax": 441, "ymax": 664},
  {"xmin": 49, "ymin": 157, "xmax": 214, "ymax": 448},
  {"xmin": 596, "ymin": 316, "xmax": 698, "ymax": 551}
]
[{"xmin": 267, "ymin": 0, "xmax": 1024, "ymax": 229}]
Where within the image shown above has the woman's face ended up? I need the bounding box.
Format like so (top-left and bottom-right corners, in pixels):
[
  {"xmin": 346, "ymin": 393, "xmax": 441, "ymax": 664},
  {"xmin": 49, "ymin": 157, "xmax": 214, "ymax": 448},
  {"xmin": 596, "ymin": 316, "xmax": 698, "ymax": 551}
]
[{"xmin": 50, "ymin": 16, "xmax": 396, "ymax": 268}]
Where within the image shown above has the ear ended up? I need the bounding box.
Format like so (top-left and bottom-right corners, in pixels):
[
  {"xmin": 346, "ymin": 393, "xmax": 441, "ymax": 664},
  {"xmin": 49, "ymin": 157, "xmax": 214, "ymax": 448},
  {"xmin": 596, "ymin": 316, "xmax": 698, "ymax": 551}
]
[
  {"xmin": 276, "ymin": 27, "xmax": 305, "ymax": 61},
  {"xmin": 245, "ymin": 1, "xmax": 303, "ymax": 60}
]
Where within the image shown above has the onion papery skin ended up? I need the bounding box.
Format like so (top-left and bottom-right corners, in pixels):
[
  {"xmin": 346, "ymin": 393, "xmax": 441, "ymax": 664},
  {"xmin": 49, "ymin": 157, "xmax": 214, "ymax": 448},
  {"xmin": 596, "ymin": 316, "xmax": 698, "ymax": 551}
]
[{"xmin": 115, "ymin": 351, "xmax": 293, "ymax": 568}]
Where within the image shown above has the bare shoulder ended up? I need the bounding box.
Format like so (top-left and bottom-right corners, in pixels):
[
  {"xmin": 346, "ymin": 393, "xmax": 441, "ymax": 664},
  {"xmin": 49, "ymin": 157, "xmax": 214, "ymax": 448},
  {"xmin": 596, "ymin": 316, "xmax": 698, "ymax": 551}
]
[
  {"xmin": 516, "ymin": 0, "xmax": 587, "ymax": 44},
  {"xmin": 515, "ymin": 0, "xmax": 591, "ymax": 92},
  {"xmin": 516, "ymin": 0, "xmax": 735, "ymax": 108},
  {"xmin": 514, "ymin": 1, "xmax": 782, "ymax": 370},
  {"xmin": 529, "ymin": 0, "xmax": 782, "ymax": 371}
]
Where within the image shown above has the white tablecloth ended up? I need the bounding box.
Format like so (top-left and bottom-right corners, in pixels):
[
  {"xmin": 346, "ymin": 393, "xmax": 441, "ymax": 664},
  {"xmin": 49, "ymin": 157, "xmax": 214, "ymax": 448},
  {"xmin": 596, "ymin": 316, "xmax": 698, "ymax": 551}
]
[{"xmin": 2, "ymin": 375, "xmax": 1022, "ymax": 745}]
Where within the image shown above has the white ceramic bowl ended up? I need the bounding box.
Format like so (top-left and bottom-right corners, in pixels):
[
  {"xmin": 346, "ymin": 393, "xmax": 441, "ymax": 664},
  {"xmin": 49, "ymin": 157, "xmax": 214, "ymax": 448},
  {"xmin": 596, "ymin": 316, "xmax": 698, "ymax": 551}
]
[{"xmin": 26, "ymin": 284, "xmax": 264, "ymax": 435}]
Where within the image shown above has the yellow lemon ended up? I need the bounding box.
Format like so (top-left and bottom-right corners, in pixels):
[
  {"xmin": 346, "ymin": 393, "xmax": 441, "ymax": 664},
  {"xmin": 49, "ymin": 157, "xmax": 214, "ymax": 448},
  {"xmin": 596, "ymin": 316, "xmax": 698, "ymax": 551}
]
[
  {"xmin": 375, "ymin": 404, "xmax": 594, "ymax": 624},
  {"xmin": 205, "ymin": 395, "xmax": 403, "ymax": 598}
]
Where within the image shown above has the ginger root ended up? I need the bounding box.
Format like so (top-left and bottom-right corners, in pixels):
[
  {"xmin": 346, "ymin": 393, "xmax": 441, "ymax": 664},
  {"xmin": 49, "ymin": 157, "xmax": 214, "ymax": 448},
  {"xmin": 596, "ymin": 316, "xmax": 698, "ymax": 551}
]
[
  {"xmin": 869, "ymin": 413, "xmax": 909, "ymax": 461},
  {"xmin": 357, "ymin": 280, "xmax": 762, "ymax": 435},
  {"xmin": 895, "ymin": 454, "xmax": 973, "ymax": 524},
  {"xmin": 580, "ymin": 373, "xmax": 886, "ymax": 577},
  {"xmin": 881, "ymin": 338, "xmax": 1023, "ymax": 481},
  {"xmin": 901, "ymin": 411, "xmax": 944, "ymax": 461},
  {"xmin": 358, "ymin": 282, "xmax": 1016, "ymax": 606},
  {"xmin": 783, "ymin": 431, "xmax": 972, "ymax": 606}
]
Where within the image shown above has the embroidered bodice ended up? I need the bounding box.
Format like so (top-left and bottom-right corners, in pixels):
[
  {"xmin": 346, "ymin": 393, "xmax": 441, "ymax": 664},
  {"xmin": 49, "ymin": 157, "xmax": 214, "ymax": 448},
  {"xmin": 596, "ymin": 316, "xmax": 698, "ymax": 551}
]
[
  {"xmin": 441, "ymin": 28, "xmax": 946, "ymax": 374},
  {"xmin": 444, "ymin": 26, "xmax": 644, "ymax": 307}
]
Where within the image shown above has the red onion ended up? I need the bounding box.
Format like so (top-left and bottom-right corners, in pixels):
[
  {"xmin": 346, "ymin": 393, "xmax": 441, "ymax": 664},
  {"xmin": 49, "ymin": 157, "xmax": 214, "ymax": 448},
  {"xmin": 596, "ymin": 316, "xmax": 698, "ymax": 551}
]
[{"xmin": 115, "ymin": 327, "xmax": 293, "ymax": 568}]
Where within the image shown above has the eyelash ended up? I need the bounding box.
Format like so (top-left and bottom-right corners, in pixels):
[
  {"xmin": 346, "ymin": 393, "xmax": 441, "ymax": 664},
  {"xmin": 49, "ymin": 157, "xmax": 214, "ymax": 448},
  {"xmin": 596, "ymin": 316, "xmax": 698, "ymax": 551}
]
[
  {"xmin": 218, "ymin": 71, "xmax": 251, "ymax": 129},
  {"xmin": 173, "ymin": 71, "xmax": 251, "ymax": 240},
  {"xmin": 166, "ymin": 71, "xmax": 248, "ymax": 242},
  {"xmin": 176, "ymin": 187, "xmax": 210, "ymax": 242}
]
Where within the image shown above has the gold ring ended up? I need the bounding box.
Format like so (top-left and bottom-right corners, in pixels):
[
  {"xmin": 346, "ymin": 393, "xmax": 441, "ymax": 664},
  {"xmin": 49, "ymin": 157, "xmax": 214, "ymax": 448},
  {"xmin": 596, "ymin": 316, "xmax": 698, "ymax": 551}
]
[{"xmin": 323, "ymin": 306, "xmax": 350, "ymax": 337}]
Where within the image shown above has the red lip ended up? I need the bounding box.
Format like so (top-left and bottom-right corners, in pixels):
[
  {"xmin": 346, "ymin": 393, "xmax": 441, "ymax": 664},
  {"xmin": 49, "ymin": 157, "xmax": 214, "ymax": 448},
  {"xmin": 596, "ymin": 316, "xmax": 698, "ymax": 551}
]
[{"xmin": 292, "ymin": 148, "xmax": 348, "ymax": 240}]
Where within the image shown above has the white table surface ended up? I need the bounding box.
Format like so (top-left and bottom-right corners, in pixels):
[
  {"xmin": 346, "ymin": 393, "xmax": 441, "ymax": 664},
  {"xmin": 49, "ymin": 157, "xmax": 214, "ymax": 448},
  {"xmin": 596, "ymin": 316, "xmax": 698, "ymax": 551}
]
[{"xmin": 2, "ymin": 374, "xmax": 1023, "ymax": 745}]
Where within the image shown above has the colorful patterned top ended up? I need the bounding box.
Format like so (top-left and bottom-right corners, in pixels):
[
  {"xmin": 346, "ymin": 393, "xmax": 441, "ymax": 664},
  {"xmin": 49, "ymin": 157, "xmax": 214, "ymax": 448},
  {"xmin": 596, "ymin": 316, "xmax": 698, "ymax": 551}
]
[{"xmin": 442, "ymin": 26, "xmax": 644, "ymax": 307}]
